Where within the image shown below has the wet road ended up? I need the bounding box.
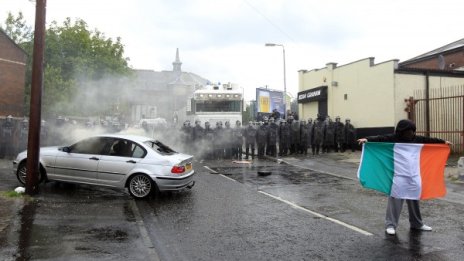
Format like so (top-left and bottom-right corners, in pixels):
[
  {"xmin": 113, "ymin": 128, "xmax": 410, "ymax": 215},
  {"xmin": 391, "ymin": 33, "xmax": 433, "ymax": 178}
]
[
  {"xmin": 0, "ymin": 182, "xmax": 156, "ymax": 260},
  {"xmin": 0, "ymin": 156, "xmax": 463, "ymax": 260},
  {"xmin": 138, "ymin": 158, "xmax": 464, "ymax": 260}
]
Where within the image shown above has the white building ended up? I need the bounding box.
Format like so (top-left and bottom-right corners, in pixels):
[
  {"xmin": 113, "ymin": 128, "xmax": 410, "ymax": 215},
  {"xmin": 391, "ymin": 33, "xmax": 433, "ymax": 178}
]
[{"xmin": 298, "ymin": 57, "xmax": 464, "ymax": 142}]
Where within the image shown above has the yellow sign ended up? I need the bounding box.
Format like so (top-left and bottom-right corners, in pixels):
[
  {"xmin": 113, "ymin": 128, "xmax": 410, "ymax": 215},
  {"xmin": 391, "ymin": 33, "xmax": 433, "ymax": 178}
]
[{"xmin": 259, "ymin": 96, "xmax": 270, "ymax": 112}]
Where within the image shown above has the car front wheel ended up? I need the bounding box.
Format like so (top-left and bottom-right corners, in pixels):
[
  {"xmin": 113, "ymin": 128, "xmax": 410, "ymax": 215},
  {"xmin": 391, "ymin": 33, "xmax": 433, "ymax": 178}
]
[
  {"xmin": 16, "ymin": 161, "xmax": 43, "ymax": 185},
  {"xmin": 128, "ymin": 174, "xmax": 154, "ymax": 199}
]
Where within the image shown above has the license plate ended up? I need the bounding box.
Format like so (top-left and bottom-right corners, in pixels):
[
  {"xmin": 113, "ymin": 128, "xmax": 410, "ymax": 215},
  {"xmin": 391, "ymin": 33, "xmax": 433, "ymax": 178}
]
[{"xmin": 185, "ymin": 163, "xmax": 192, "ymax": 171}]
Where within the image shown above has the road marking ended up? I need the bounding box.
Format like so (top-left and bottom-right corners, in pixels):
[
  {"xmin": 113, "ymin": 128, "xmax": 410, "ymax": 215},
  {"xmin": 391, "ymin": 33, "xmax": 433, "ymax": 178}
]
[
  {"xmin": 220, "ymin": 174, "xmax": 238, "ymax": 182},
  {"xmin": 258, "ymin": 191, "xmax": 373, "ymax": 236},
  {"xmin": 129, "ymin": 200, "xmax": 161, "ymax": 261},
  {"xmin": 203, "ymin": 165, "xmax": 219, "ymax": 174}
]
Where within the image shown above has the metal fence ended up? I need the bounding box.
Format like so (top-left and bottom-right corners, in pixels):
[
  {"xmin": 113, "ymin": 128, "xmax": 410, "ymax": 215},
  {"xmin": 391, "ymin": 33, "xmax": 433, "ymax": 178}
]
[{"xmin": 411, "ymin": 84, "xmax": 464, "ymax": 154}]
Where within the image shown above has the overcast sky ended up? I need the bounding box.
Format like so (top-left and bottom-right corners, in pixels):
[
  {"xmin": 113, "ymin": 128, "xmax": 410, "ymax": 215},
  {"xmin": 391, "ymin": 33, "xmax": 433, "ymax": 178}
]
[{"xmin": 1, "ymin": 0, "xmax": 462, "ymax": 100}]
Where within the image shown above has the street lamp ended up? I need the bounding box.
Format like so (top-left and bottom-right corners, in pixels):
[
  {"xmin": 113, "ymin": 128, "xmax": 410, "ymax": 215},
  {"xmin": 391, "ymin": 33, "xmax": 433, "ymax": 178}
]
[{"xmin": 265, "ymin": 43, "xmax": 287, "ymax": 119}]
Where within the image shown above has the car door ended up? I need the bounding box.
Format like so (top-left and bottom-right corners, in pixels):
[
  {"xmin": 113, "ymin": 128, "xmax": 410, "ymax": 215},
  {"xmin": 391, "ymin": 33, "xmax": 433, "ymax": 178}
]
[
  {"xmin": 97, "ymin": 138, "xmax": 146, "ymax": 186},
  {"xmin": 52, "ymin": 137, "xmax": 110, "ymax": 183}
]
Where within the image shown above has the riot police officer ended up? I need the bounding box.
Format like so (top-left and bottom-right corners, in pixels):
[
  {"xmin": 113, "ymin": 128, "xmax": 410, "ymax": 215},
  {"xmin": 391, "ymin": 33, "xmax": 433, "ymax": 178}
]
[
  {"xmin": 17, "ymin": 118, "xmax": 29, "ymax": 154},
  {"xmin": 299, "ymin": 120, "xmax": 308, "ymax": 154},
  {"xmin": 344, "ymin": 118, "xmax": 357, "ymax": 152},
  {"xmin": 312, "ymin": 114, "xmax": 325, "ymax": 155},
  {"xmin": 256, "ymin": 121, "xmax": 268, "ymax": 158},
  {"xmin": 306, "ymin": 118, "xmax": 313, "ymax": 152},
  {"xmin": 244, "ymin": 121, "xmax": 257, "ymax": 159},
  {"xmin": 334, "ymin": 116, "xmax": 345, "ymax": 152},
  {"xmin": 267, "ymin": 117, "xmax": 278, "ymax": 157},
  {"xmin": 290, "ymin": 118, "xmax": 300, "ymax": 154},
  {"xmin": 214, "ymin": 121, "xmax": 225, "ymax": 159},
  {"xmin": 180, "ymin": 120, "xmax": 193, "ymax": 153},
  {"xmin": 203, "ymin": 121, "xmax": 215, "ymax": 160},
  {"xmin": 279, "ymin": 119, "xmax": 290, "ymax": 156},
  {"xmin": 223, "ymin": 121, "xmax": 234, "ymax": 159},
  {"xmin": 1, "ymin": 115, "xmax": 14, "ymax": 158},
  {"xmin": 232, "ymin": 120, "xmax": 243, "ymax": 159},
  {"xmin": 193, "ymin": 120, "xmax": 205, "ymax": 158},
  {"xmin": 323, "ymin": 117, "xmax": 335, "ymax": 153}
]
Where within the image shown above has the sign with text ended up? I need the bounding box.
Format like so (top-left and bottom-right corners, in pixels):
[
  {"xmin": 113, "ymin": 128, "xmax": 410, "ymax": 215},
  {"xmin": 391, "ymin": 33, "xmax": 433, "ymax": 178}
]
[
  {"xmin": 256, "ymin": 88, "xmax": 285, "ymax": 115},
  {"xmin": 297, "ymin": 86, "xmax": 328, "ymax": 103}
]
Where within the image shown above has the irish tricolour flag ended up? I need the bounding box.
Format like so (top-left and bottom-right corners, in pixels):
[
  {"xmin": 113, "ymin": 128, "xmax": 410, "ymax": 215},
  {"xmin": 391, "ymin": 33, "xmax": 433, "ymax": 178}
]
[{"xmin": 357, "ymin": 142, "xmax": 450, "ymax": 200}]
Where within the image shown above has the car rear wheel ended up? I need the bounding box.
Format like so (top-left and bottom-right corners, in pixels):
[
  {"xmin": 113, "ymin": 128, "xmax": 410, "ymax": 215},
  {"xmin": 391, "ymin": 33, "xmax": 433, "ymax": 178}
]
[
  {"xmin": 128, "ymin": 174, "xmax": 154, "ymax": 199},
  {"xmin": 16, "ymin": 161, "xmax": 43, "ymax": 185}
]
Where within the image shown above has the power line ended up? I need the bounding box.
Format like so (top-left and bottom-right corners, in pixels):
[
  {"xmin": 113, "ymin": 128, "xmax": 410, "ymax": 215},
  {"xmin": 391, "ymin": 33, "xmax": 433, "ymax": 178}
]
[{"xmin": 242, "ymin": 0, "xmax": 296, "ymax": 43}]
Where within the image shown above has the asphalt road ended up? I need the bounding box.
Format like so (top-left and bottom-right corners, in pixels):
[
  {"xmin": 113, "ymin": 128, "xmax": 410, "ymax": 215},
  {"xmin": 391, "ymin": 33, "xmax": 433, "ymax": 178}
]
[
  {"xmin": 0, "ymin": 156, "xmax": 463, "ymax": 260},
  {"xmin": 138, "ymin": 158, "xmax": 464, "ymax": 260}
]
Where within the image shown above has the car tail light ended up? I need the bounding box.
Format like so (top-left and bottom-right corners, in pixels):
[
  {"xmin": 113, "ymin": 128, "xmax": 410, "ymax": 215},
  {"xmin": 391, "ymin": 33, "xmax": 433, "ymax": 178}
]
[{"xmin": 171, "ymin": 165, "xmax": 185, "ymax": 174}]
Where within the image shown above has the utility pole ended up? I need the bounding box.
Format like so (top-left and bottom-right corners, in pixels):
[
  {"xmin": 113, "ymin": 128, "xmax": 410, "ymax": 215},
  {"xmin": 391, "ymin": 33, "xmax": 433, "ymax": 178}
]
[{"xmin": 26, "ymin": 0, "xmax": 46, "ymax": 195}]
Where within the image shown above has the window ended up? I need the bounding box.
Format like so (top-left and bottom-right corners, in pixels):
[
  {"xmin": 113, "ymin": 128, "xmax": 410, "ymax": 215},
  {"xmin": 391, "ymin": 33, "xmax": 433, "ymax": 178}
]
[
  {"xmin": 70, "ymin": 137, "xmax": 109, "ymax": 155},
  {"xmin": 195, "ymin": 100, "xmax": 241, "ymax": 112},
  {"xmin": 132, "ymin": 145, "xmax": 146, "ymax": 158},
  {"xmin": 144, "ymin": 140, "xmax": 177, "ymax": 155},
  {"xmin": 108, "ymin": 139, "xmax": 145, "ymax": 158}
]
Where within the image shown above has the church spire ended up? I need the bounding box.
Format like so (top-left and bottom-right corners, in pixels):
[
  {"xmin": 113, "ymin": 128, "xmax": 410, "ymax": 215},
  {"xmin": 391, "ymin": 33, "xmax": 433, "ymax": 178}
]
[{"xmin": 172, "ymin": 48, "xmax": 182, "ymax": 72}]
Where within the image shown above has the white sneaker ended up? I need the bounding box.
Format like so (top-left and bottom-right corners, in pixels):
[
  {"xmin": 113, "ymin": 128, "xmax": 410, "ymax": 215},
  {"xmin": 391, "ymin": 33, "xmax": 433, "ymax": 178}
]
[
  {"xmin": 386, "ymin": 227, "xmax": 396, "ymax": 235},
  {"xmin": 414, "ymin": 224, "xmax": 432, "ymax": 231}
]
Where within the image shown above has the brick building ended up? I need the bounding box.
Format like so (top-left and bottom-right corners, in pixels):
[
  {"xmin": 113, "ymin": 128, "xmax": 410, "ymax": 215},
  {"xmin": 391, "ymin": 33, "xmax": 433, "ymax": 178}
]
[
  {"xmin": 399, "ymin": 38, "xmax": 464, "ymax": 71},
  {"xmin": 0, "ymin": 29, "xmax": 27, "ymax": 117}
]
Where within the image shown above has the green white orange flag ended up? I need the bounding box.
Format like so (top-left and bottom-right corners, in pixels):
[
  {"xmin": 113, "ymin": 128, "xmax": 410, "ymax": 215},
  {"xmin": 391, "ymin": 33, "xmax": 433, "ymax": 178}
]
[{"xmin": 357, "ymin": 142, "xmax": 450, "ymax": 200}]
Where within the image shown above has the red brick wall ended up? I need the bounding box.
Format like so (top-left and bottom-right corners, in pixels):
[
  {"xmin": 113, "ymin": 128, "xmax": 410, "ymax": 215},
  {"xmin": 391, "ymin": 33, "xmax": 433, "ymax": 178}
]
[
  {"xmin": 401, "ymin": 50, "xmax": 464, "ymax": 70},
  {"xmin": 0, "ymin": 31, "xmax": 27, "ymax": 117}
]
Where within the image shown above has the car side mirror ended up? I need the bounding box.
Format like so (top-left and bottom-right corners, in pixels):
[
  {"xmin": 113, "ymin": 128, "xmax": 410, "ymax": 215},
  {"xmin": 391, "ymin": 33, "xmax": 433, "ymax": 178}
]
[{"xmin": 61, "ymin": 146, "xmax": 71, "ymax": 153}]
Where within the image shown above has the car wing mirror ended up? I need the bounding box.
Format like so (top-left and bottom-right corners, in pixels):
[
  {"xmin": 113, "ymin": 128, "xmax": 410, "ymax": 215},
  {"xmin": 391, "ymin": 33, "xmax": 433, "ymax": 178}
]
[{"xmin": 61, "ymin": 146, "xmax": 71, "ymax": 153}]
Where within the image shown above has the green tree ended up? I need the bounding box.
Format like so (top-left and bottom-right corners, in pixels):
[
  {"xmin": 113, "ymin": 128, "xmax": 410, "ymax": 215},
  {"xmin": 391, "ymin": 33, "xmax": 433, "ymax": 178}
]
[
  {"xmin": 242, "ymin": 102, "xmax": 254, "ymax": 124},
  {"xmin": 2, "ymin": 13, "xmax": 132, "ymax": 118},
  {"xmin": 2, "ymin": 12, "xmax": 32, "ymax": 44}
]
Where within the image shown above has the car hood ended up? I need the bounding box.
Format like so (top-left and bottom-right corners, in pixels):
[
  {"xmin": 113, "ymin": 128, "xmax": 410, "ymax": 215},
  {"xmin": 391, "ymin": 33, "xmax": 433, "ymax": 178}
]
[
  {"xmin": 40, "ymin": 146, "xmax": 63, "ymax": 155},
  {"xmin": 17, "ymin": 146, "xmax": 62, "ymax": 158}
]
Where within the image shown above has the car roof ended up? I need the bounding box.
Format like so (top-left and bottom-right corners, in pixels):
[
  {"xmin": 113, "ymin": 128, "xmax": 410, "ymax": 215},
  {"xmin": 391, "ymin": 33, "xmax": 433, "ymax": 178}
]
[{"xmin": 95, "ymin": 134, "xmax": 153, "ymax": 144}]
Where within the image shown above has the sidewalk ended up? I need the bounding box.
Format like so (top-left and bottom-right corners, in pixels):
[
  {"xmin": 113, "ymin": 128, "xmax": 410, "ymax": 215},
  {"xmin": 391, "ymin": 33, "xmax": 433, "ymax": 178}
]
[
  {"xmin": 270, "ymin": 150, "xmax": 462, "ymax": 182},
  {"xmin": 271, "ymin": 151, "xmax": 464, "ymax": 204}
]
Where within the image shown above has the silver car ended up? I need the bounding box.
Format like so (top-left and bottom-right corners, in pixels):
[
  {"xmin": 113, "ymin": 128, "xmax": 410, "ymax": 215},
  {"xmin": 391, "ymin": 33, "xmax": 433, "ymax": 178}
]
[{"xmin": 13, "ymin": 134, "xmax": 195, "ymax": 198}]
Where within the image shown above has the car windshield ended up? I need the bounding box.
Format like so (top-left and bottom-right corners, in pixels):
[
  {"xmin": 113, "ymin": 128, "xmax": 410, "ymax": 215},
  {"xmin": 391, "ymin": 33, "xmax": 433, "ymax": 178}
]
[{"xmin": 144, "ymin": 140, "xmax": 177, "ymax": 155}]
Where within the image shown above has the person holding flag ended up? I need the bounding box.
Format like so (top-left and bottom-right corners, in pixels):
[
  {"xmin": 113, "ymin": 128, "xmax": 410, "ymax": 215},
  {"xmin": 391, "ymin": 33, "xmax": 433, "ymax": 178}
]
[{"xmin": 357, "ymin": 119, "xmax": 452, "ymax": 235}]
